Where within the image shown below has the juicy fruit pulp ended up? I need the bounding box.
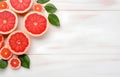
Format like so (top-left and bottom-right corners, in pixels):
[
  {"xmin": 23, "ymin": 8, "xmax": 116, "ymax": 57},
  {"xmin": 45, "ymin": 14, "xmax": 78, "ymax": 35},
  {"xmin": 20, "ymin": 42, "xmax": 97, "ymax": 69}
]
[
  {"xmin": 33, "ymin": 3, "xmax": 43, "ymax": 12},
  {"xmin": 24, "ymin": 12, "xmax": 48, "ymax": 36},
  {"xmin": 0, "ymin": 1, "xmax": 8, "ymax": 10},
  {"xmin": 9, "ymin": 0, "xmax": 33, "ymax": 13},
  {"xmin": 7, "ymin": 31, "xmax": 30, "ymax": 55},
  {"xmin": 9, "ymin": 57, "xmax": 21, "ymax": 69},
  {"xmin": 0, "ymin": 9, "xmax": 18, "ymax": 34},
  {"xmin": 0, "ymin": 47, "xmax": 12, "ymax": 60}
]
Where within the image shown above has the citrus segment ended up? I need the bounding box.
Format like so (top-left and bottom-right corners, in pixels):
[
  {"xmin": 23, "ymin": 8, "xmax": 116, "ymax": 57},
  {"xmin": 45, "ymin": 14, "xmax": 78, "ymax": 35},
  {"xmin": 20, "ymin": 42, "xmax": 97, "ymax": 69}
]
[
  {"xmin": 0, "ymin": 1, "xmax": 8, "ymax": 10},
  {"xmin": 0, "ymin": 9, "xmax": 18, "ymax": 34},
  {"xmin": 7, "ymin": 31, "xmax": 30, "ymax": 55},
  {"xmin": 8, "ymin": 0, "xmax": 33, "ymax": 13},
  {"xmin": 0, "ymin": 47, "xmax": 12, "ymax": 60},
  {"xmin": 33, "ymin": 3, "xmax": 43, "ymax": 12},
  {"xmin": 9, "ymin": 57, "xmax": 21, "ymax": 69},
  {"xmin": 24, "ymin": 12, "xmax": 48, "ymax": 37}
]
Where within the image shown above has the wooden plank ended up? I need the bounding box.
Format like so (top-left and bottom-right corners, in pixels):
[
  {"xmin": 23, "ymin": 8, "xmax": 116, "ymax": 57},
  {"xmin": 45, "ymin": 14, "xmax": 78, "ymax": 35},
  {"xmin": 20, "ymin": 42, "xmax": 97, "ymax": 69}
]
[
  {"xmin": 51, "ymin": 0, "xmax": 120, "ymax": 11},
  {"xmin": 1, "ymin": 55, "xmax": 120, "ymax": 77}
]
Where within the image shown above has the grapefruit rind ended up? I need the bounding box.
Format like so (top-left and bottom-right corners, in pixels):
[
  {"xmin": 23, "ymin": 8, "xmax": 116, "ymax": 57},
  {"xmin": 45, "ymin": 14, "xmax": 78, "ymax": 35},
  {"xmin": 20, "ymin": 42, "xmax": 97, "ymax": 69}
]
[
  {"xmin": 8, "ymin": 0, "xmax": 33, "ymax": 13},
  {"xmin": 23, "ymin": 12, "xmax": 49, "ymax": 37},
  {"xmin": 7, "ymin": 31, "xmax": 30, "ymax": 55},
  {"xmin": 0, "ymin": 34, "xmax": 4, "ymax": 50},
  {"xmin": 9, "ymin": 57, "xmax": 21, "ymax": 70},
  {"xmin": 0, "ymin": 41, "xmax": 4, "ymax": 50},
  {"xmin": 0, "ymin": 9, "xmax": 18, "ymax": 34},
  {"xmin": 0, "ymin": 47, "xmax": 13, "ymax": 60}
]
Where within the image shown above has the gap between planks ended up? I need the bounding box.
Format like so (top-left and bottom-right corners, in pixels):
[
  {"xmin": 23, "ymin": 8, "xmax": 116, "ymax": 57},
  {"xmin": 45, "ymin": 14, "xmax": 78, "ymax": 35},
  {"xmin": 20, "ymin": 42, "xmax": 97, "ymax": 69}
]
[
  {"xmin": 58, "ymin": 9, "xmax": 120, "ymax": 11},
  {"xmin": 27, "ymin": 53, "xmax": 120, "ymax": 55}
]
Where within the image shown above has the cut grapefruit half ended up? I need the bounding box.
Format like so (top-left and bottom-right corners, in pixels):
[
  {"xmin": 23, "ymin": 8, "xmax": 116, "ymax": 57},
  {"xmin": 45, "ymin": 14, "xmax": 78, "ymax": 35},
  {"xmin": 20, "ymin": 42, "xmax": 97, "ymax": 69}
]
[
  {"xmin": 0, "ymin": 1, "xmax": 8, "ymax": 10},
  {"xmin": 9, "ymin": 56, "xmax": 21, "ymax": 70},
  {"xmin": 7, "ymin": 31, "xmax": 30, "ymax": 55},
  {"xmin": 0, "ymin": 34, "xmax": 4, "ymax": 49},
  {"xmin": 0, "ymin": 9, "xmax": 18, "ymax": 34},
  {"xmin": 8, "ymin": 0, "xmax": 33, "ymax": 13},
  {"xmin": 24, "ymin": 12, "xmax": 48, "ymax": 37},
  {"xmin": 33, "ymin": 3, "xmax": 43, "ymax": 12},
  {"xmin": 0, "ymin": 47, "xmax": 12, "ymax": 60}
]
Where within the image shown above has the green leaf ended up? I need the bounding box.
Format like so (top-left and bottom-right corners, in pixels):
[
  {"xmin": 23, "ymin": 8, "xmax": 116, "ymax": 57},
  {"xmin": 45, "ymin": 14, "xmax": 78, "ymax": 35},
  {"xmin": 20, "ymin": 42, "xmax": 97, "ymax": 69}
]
[
  {"xmin": 18, "ymin": 54, "xmax": 30, "ymax": 69},
  {"xmin": 0, "ymin": 59, "xmax": 8, "ymax": 69},
  {"xmin": 48, "ymin": 14, "xmax": 60, "ymax": 27},
  {"xmin": 37, "ymin": 0, "xmax": 50, "ymax": 4},
  {"xmin": 45, "ymin": 3, "xmax": 57, "ymax": 13},
  {"xmin": 0, "ymin": 0, "xmax": 3, "ymax": 2}
]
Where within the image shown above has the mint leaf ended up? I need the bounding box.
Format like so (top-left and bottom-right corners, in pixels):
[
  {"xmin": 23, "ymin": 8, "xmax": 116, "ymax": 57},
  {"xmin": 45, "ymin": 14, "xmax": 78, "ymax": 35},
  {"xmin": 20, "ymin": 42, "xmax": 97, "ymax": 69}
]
[
  {"xmin": 18, "ymin": 54, "xmax": 30, "ymax": 69},
  {"xmin": 0, "ymin": 59, "xmax": 8, "ymax": 69},
  {"xmin": 48, "ymin": 14, "xmax": 60, "ymax": 27},
  {"xmin": 45, "ymin": 3, "xmax": 57, "ymax": 13},
  {"xmin": 0, "ymin": 0, "xmax": 3, "ymax": 2},
  {"xmin": 37, "ymin": 0, "xmax": 50, "ymax": 4}
]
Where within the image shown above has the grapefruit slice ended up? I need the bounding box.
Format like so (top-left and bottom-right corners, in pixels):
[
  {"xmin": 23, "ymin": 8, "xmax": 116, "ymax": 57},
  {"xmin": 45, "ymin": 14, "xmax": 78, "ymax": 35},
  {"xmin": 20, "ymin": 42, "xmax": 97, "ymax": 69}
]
[
  {"xmin": 24, "ymin": 12, "xmax": 48, "ymax": 37},
  {"xmin": 0, "ymin": 9, "xmax": 18, "ymax": 34},
  {"xmin": 0, "ymin": 47, "xmax": 12, "ymax": 60},
  {"xmin": 9, "ymin": 56, "xmax": 21, "ymax": 69},
  {"xmin": 0, "ymin": 34, "xmax": 4, "ymax": 49},
  {"xmin": 0, "ymin": 1, "xmax": 8, "ymax": 10},
  {"xmin": 33, "ymin": 3, "xmax": 43, "ymax": 12},
  {"xmin": 7, "ymin": 31, "xmax": 30, "ymax": 55},
  {"xmin": 8, "ymin": 0, "xmax": 33, "ymax": 13}
]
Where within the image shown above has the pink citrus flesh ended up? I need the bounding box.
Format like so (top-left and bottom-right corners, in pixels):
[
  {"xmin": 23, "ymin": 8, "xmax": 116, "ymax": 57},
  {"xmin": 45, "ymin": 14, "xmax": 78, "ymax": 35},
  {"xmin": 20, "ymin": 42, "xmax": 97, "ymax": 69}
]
[
  {"xmin": 0, "ymin": 1, "xmax": 8, "ymax": 10},
  {"xmin": 0, "ymin": 9, "xmax": 18, "ymax": 34},
  {"xmin": 7, "ymin": 31, "xmax": 30, "ymax": 55},
  {"xmin": 9, "ymin": 57, "xmax": 21, "ymax": 70},
  {"xmin": 33, "ymin": 3, "xmax": 43, "ymax": 12},
  {"xmin": 0, "ymin": 47, "xmax": 12, "ymax": 60},
  {"xmin": 0, "ymin": 34, "xmax": 4, "ymax": 49},
  {"xmin": 24, "ymin": 12, "xmax": 48, "ymax": 37},
  {"xmin": 8, "ymin": 0, "xmax": 33, "ymax": 13}
]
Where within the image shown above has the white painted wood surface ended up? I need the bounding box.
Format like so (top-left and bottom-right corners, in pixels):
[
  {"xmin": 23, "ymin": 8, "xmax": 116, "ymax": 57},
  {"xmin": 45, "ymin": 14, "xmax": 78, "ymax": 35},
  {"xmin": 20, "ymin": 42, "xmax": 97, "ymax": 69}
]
[{"xmin": 1, "ymin": 0, "xmax": 120, "ymax": 77}]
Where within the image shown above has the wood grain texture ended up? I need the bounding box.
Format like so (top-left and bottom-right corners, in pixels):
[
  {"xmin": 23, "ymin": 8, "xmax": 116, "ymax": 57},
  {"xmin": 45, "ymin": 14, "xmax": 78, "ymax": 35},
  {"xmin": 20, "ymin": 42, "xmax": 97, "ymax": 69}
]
[{"xmin": 1, "ymin": 0, "xmax": 120, "ymax": 77}]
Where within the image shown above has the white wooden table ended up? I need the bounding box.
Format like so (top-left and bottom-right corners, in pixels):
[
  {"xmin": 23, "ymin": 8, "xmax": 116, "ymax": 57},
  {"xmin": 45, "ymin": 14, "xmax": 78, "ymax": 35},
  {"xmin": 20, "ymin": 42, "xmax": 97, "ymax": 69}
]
[{"xmin": 1, "ymin": 0, "xmax": 120, "ymax": 77}]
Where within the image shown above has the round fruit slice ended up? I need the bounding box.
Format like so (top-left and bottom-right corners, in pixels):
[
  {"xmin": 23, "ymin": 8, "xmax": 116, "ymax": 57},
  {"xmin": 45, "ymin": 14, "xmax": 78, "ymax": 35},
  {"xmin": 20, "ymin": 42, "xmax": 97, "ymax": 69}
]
[
  {"xmin": 24, "ymin": 12, "xmax": 48, "ymax": 37},
  {"xmin": 8, "ymin": 0, "xmax": 33, "ymax": 13},
  {"xmin": 0, "ymin": 9, "xmax": 18, "ymax": 34},
  {"xmin": 9, "ymin": 56, "xmax": 21, "ymax": 69},
  {"xmin": 0, "ymin": 1, "xmax": 8, "ymax": 10},
  {"xmin": 33, "ymin": 3, "xmax": 43, "ymax": 12},
  {"xmin": 0, "ymin": 47, "xmax": 12, "ymax": 60},
  {"xmin": 0, "ymin": 34, "xmax": 4, "ymax": 49},
  {"xmin": 7, "ymin": 31, "xmax": 30, "ymax": 55}
]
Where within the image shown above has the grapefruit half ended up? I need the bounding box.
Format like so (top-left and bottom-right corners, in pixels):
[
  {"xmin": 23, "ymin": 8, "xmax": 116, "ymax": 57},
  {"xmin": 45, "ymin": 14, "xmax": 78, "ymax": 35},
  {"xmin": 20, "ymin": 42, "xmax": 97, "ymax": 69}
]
[
  {"xmin": 9, "ymin": 56, "xmax": 21, "ymax": 70},
  {"xmin": 8, "ymin": 0, "xmax": 33, "ymax": 13},
  {"xmin": 0, "ymin": 47, "xmax": 12, "ymax": 60},
  {"xmin": 33, "ymin": 3, "xmax": 43, "ymax": 12},
  {"xmin": 7, "ymin": 31, "xmax": 30, "ymax": 55},
  {"xmin": 24, "ymin": 12, "xmax": 48, "ymax": 37},
  {"xmin": 0, "ymin": 1, "xmax": 8, "ymax": 10},
  {"xmin": 0, "ymin": 9, "xmax": 18, "ymax": 34}
]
